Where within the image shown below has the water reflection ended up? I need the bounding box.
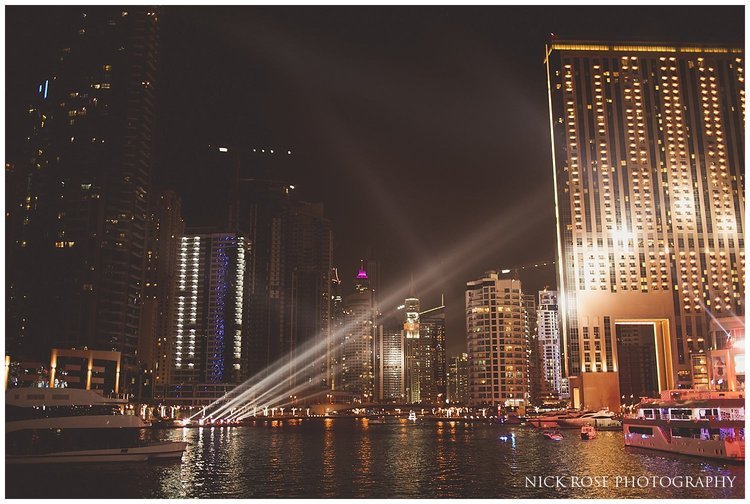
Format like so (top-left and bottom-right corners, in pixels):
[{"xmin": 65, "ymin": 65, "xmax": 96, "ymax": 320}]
[{"xmin": 5, "ymin": 422, "xmax": 745, "ymax": 499}]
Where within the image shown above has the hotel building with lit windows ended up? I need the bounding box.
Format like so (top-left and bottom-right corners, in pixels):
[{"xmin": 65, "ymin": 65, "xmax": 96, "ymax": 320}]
[
  {"xmin": 171, "ymin": 232, "xmax": 248, "ymax": 387},
  {"xmin": 546, "ymin": 40, "xmax": 745, "ymax": 411},
  {"xmin": 465, "ymin": 272, "xmax": 530, "ymax": 409}
]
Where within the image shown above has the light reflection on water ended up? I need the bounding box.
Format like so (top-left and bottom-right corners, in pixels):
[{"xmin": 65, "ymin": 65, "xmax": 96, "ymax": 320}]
[{"xmin": 5, "ymin": 420, "xmax": 745, "ymax": 499}]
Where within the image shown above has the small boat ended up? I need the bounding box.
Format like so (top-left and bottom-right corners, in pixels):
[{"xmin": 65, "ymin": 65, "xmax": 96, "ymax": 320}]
[
  {"xmin": 542, "ymin": 430, "xmax": 564, "ymax": 441},
  {"xmin": 369, "ymin": 416, "xmax": 387, "ymax": 424},
  {"xmin": 580, "ymin": 425, "xmax": 597, "ymax": 440},
  {"xmin": 408, "ymin": 410, "xmax": 417, "ymax": 422}
]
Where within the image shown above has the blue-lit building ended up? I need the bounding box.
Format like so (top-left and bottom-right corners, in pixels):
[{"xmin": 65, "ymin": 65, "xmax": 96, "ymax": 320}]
[{"xmin": 171, "ymin": 231, "xmax": 249, "ymax": 386}]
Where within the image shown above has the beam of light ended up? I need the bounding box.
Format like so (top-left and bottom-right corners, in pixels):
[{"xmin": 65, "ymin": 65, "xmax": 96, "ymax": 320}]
[{"xmin": 197, "ymin": 187, "xmax": 548, "ymax": 420}]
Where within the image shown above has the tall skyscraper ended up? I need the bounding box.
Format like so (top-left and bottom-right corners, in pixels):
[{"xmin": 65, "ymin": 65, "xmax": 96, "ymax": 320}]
[
  {"xmin": 234, "ymin": 178, "xmax": 332, "ymax": 389},
  {"xmin": 447, "ymin": 353, "xmax": 469, "ymax": 405},
  {"xmin": 537, "ymin": 289, "xmax": 563, "ymax": 402},
  {"xmin": 546, "ymin": 40, "xmax": 745, "ymax": 410},
  {"xmin": 6, "ymin": 8, "xmax": 159, "ymax": 392},
  {"xmin": 171, "ymin": 232, "xmax": 248, "ymax": 386},
  {"xmin": 465, "ymin": 272, "xmax": 530, "ymax": 409},
  {"xmin": 420, "ymin": 300, "xmax": 447, "ymax": 403},
  {"xmin": 340, "ymin": 263, "xmax": 377, "ymax": 401},
  {"xmin": 523, "ymin": 293, "xmax": 540, "ymax": 405},
  {"xmin": 138, "ymin": 190, "xmax": 184, "ymax": 398},
  {"xmin": 328, "ymin": 267, "xmax": 345, "ymax": 390}
]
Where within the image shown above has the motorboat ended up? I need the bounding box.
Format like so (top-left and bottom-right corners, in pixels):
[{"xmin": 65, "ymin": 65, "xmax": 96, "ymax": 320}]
[
  {"xmin": 580, "ymin": 425, "xmax": 597, "ymax": 440},
  {"xmin": 408, "ymin": 410, "xmax": 417, "ymax": 422},
  {"xmin": 542, "ymin": 430, "xmax": 564, "ymax": 441},
  {"xmin": 6, "ymin": 388, "xmax": 188, "ymax": 464},
  {"xmin": 623, "ymin": 389, "xmax": 744, "ymax": 462},
  {"xmin": 368, "ymin": 416, "xmax": 387, "ymax": 425},
  {"xmin": 527, "ymin": 409, "xmax": 589, "ymax": 428},
  {"xmin": 557, "ymin": 409, "xmax": 622, "ymax": 429}
]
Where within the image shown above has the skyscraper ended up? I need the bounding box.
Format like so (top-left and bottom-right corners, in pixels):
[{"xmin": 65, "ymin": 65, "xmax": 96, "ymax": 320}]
[
  {"xmin": 374, "ymin": 326, "xmax": 405, "ymax": 401},
  {"xmin": 171, "ymin": 232, "xmax": 248, "ymax": 386},
  {"xmin": 465, "ymin": 272, "xmax": 530, "ymax": 409},
  {"xmin": 6, "ymin": 8, "xmax": 159, "ymax": 392},
  {"xmin": 420, "ymin": 301, "xmax": 447, "ymax": 404},
  {"xmin": 537, "ymin": 289, "xmax": 563, "ymax": 402},
  {"xmin": 523, "ymin": 293, "xmax": 540, "ymax": 405},
  {"xmin": 546, "ymin": 40, "xmax": 745, "ymax": 410},
  {"xmin": 138, "ymin": 190, "xmax": 184, "ymax": 398},
  {"xmin": 234, "ymin": 178, "xmax": 332, "ymax": 389},
  {"xmin": 340, "ymin": 263, "xmax": 377, "ymax": 401},
  {"xmin": 447, "ymin": 353, "xmax": 469, "ymax": 405}
]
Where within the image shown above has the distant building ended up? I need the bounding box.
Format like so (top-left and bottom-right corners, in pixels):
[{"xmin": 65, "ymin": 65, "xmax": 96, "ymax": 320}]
[
  {"xmin": 374, "ymin": 326, "xmax": 404, "ymax": 401},
  {"xmin": 171, "ymin": 232, "xmax": 249, "ymax": 387},
  {"xmin": 547, "ymin": 40, "xmax": 745, "ymax": 411},
  {"xmin": 537, "ymin": 289, "xmax": 563, "ymax": 402},
  {"xmin": 420, "ymin": 300, "xmax": 448, "ymax": 403},
  {"xmin": 447, "ymin": 353, "xmax": 469, "ymax": 405},
  {"xmin": 524, "ymin": 293, "xmax": 540, "ymax": 405},
  {"xmin": 139, "ymin": 190, "xmax": 184, "ymax": 399},
  {"xmin": 328, "ymin": 267, "xmax": 345, "ymax": 390},
  {"xmin": 340, "ymin": 263, "xmax": 377, "ymax": 401},
  {"xmin": 466, "ymin": 272, "xmax": 530, "ymax": 410},
  {"xmin": 49, "ymin": 348, "xmax": 121, "ymax": 395}
]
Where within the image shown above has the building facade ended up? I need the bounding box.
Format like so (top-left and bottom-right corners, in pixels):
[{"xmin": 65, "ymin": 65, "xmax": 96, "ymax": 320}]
[
  {"xmin": 171, "ymin": 232, "xmax": 248, "ymax": 387},
  {"xmin": 374, "ymin": 326, "xmax": 405, "ymax": 401},
  {"xmin": 546, "ymin": 40, "xmax": 745, "ymax": 410},
  {"xmin": 6, "ymin": 7, "xmax": 160, "ymax": 393},
  {"xmin": 447, "ymin": 353, "xmax": 469, "ymax": 405},
  {"xmin": 339, "ymin": 264, "xmax": 377, "ymax": 401},
  {"xmin": 537, "ymin": 289, "xmax": 564, "ymax": 401},
  {"xmin": 420, "ymin": 302, "xmax": 448, "ymax": 403},
  {"xmin": 465, "ymin": 272, "xmax": 530, "ymax": 409}
]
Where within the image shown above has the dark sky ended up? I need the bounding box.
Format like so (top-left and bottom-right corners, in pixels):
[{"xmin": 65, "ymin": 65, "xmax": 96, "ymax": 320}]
[{"xmin": 6, "ymin": 5, "xmax": 744, "ymax": 355}]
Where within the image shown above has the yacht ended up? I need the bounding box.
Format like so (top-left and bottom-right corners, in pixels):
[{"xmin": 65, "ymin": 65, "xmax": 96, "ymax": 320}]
[
  {"xmin": 557, "ymin": 409, "xmax": 622, "ymax": 430},
  {"xmin": 527, "ymin": 409, "xmax": 589, "ymax": 428},
  {"xmin": 580, "ymin": 425, "xmax": 597, "ymax": 440},
  {"xmin": 623, "ymin": 389, "xmax": 744, "ymax": 462},
  {"xmin": 6, "ymin": 388, "xmax": 188, "ymax": 464},
  {"xmin": 408, "ymin": 410, "xmax": 417, "ymax": 422}
]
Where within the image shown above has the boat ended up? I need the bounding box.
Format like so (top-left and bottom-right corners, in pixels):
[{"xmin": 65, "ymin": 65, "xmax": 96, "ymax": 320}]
[
  {"xmin": 623, "ymin": 389, "xmax": 744, "ymax": 462},
  {"xmin": 542, "ymin": 430, "xmax": 564, "ymax": 441},
  {"xmin": 557, "ymin": 409, "xmax": 622, "ymax": 430},
  {"xmin": 6, "ymin": 388, "xmax": 188, "ymax": 464},
  {"xmin": 408, "ymin": 410, "xmax": 417, "ymax": 422},
  {"xmin": 498, "ymin": 413, "xmax": 523, "ymax": 425},
  {"xmin": 580, "ymin": 425, "xmax": 597, "ymax": 440},
  {"xmin": 368, "ymin": 416, "xmax": 387, "ymax": 424},
  {"xmin": 527, "ymin": 409, "xmax": 589, "ymax": 428}
]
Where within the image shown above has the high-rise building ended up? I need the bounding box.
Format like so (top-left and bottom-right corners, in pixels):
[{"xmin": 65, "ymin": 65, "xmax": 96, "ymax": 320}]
[
  {"xmin": 546, "ymin": 40, "xmax": 745, "ymax": 410},
  {"xmin": 537, "ymin": 289, "xmax": 563, "ymax": 401},
  {"xmin": 234, "ymin": 178, "xmax": 332, "ymax": 390},
  {"xmin": 170, "ymin": 232, "xmax": 248, "ymax": 386},
  {"xmin": 340, "ymin": 263, "xmax": 377, "ymax": 401},
  {"xmin": 523, "ymin": 293, "xmax": 540, "ymax": 405},
  {"xmin": 6, "ymin": 8, "xmax": 160, "ymax": 393},
  {"xmin": 374, "ymin": 326, "xmax": 404, "ymax": 401},
  {"xmin": 328, "ymin": 267, "xmax": 345, "ymax": 390},
  {"xmin": 138, "ymin": 190, "xmax": 184, "ymax": 398},
  {"xmin": 420, "ymin": 301, "xmax": 447, "ymax": 404},
  {"xmin": 447, "ymin": 353, "xmax": 469, "ymax": 405},
  {"xmin": 465, "ymin": 272, "xmax": 530, "ymax": 409}
]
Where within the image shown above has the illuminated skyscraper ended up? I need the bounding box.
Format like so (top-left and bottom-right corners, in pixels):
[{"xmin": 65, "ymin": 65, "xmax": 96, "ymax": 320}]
[
  {"xmin": 420, "ymin": 301, "xmax": 447, "ymax": 404},
  {"xmin": 447, "ymin": 353, "xmax": 469, "ymax": 405},
  {"xmin": 537, "ymin": 289, "xmax": 563, "ymax": 401},
  {"xmin": 6, "ymin": 8, "xmax": 159, "ymax": 393},
  {"xmin": 546, "ymin": 40, "xmax": 745, "ymax": 410},
  {"xmin": 340, "ymin": 263, "xmax": 377, "ymax": 401},
  {"xmin": 171, "ymin": 232, "xmax": 248, "ymax": 386},
  {"xmin": 374, "ymin": 326, "xmax": 404, "ymax": 401},
  {"xmin": 465, "ymin": 272, "xmax": 530, "ymax": 409},
  {"xmin": 403, "ymin": 296, "xmax": 422, "ymax": 403}
]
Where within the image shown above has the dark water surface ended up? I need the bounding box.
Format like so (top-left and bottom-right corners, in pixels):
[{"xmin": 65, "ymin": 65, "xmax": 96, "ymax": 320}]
[{"xmin": 5, "ymin": 418, "xmax": 745, "ymax": 498}]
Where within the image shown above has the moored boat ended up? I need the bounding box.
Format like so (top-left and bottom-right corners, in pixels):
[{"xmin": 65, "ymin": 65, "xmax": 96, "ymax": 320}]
[
  {"xmin": 6, "ymin": 388, "xmax": 187, "ymax": 464},
  {"xmin": 557, "ymin": 409, "xmax": 622, "ymax": 430},
  {"xmin": 623, "ymin": 389, "xmax": 744, "ymax": 462},
  {"xmin": 542, "ymin": 430, "xmax": 564, "ymax": 441}
]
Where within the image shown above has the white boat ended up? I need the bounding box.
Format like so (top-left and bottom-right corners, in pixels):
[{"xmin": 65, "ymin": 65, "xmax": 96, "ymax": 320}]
[
  {"xmin": 557, "ymin": 409, "xmax": 622, "ymax": 429},
  {"xmin": 408, "ymin": 410, "xmax": 417, "ymax": 422},
  {"xmin": 6, "ymin": 388, "xmax": 187, "ymax": 464},
  {"xmin": 623, "ymin": 389, "xmax": 744, "ymax": 462}
]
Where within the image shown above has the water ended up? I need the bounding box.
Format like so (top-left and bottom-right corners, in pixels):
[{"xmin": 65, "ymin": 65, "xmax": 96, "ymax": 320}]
[{"xmin": 6, "ymin": 419, "xmax": 745, "ymax": 498}]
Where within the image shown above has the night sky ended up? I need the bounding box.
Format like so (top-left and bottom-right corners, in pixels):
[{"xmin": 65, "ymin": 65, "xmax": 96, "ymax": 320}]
[{"xmin": 6, "ymin": 5, "xmax": 744, "ymax": 355}]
